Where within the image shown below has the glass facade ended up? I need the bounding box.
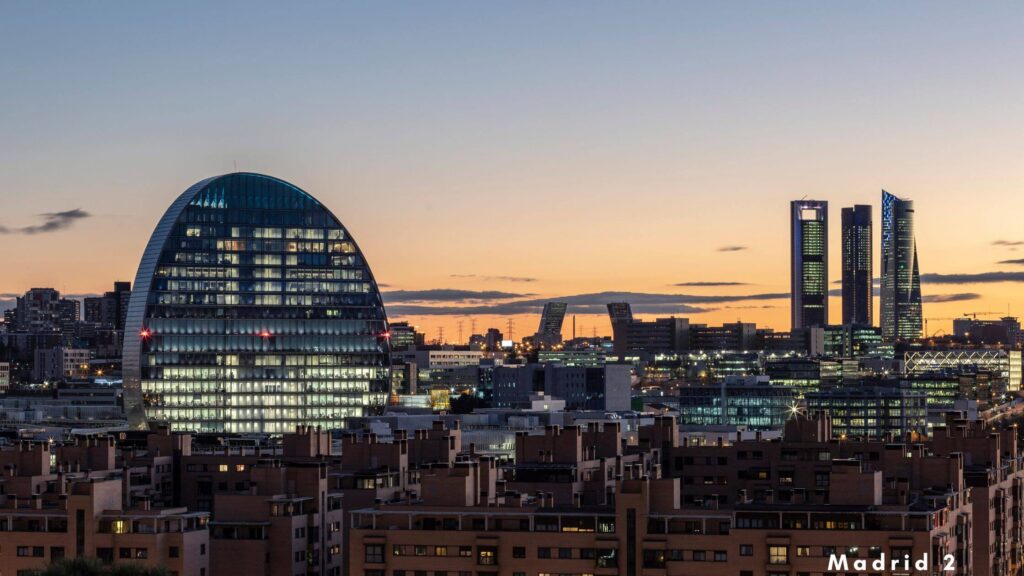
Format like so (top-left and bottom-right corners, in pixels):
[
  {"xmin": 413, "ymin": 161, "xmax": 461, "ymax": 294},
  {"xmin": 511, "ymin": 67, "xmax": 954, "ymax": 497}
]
[
  {"xmin": 805, "ymin": 388, "xmax": 927, "ymax": 439},
  {"xmin": 880, "ymin": 190, "xmax": 922, "ymax": 341},
  {"xmin": 676, "ymin": 381, "xmax": 795, "ymax": 430},
  {"xmin": 841, "ymin": 205, "xmax": 872, "ymax": 326},
  {"xmin": 790, "ymin": 200, "xmax": 828, "ymax": 330},
  {"xmin": 123, "ymin": 173, "xmax": 390, "ymax": 433}
]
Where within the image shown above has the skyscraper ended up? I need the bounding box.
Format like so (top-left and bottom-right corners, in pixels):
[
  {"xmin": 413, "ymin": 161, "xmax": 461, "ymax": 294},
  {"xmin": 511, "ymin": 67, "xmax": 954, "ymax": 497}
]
[
  {"xmin": 122, "ymin": 173, "xmax": 391, "ymax": 433},
  {"xmin": 880, "ymin": 190, "xmax": 922, "ymax": 341},
  {"xmin": 791, "ymin": 200, "xmax": 828, "ymax": 330},
  {"xmin": 841, "ymin": 205, "xmax": 872, "ymax": 326},
  {"xmin": 534, "ymin": 302, "xmax": 568, "ymax": 347},
  {"xmin": 606, "ymin": 302, "xmax": 634, "ymax": 325}
]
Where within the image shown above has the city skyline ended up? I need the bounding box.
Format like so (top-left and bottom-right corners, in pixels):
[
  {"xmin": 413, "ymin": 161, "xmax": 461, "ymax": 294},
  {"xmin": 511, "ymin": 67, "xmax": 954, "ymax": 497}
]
[{"xmin": 3, "ymin": 2, "xmax": 1024, "ymax": 340}]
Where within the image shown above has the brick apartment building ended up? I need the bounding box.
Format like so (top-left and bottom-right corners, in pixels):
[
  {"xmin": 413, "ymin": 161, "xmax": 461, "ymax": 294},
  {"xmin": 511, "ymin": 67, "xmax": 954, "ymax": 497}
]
[
  {"xmin": 0, "ymin": 413, "xmax": 1021, "ymax": 576},
  {"xmin": 349, "ymin": 414, "xmax": 1023, "ymax": 576}
]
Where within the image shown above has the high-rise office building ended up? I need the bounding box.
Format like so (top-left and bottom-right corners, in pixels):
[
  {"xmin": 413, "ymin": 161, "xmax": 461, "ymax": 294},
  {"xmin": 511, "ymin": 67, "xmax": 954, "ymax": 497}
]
[
  {"xmin": 790, "ymin": 200, "xmax": 828, "ymax": 329},
  {"xmin": 880, "ymin": 190, "xmax": 922, "ymax": 341},
  {"xmin": 122, "ymin": 173, "xmax": 391, "ymax": 433},
  {"xmin": 606, "ymin": 302, "xmax": 634, "ymax": 324},
  {"xmin": 534, "ymin": 301, "xmax": 568, "ymax": 346},
  {"xmin": 841, "ymin": 205, "xmax": 873, "ymax": 326}
]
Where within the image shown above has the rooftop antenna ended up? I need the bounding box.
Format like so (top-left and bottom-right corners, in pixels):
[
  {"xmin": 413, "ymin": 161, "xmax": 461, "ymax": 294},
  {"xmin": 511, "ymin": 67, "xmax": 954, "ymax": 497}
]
[
  {"xmin": 506, "ymin": 318, "xmax": 514, "ymax": 342},
  {"xmin": 233, "ymin": 160, "xmax": 238, "ymax": 172},
  {"xmin": 457, "ymin": 320, "xmax": 464, "ymax": 345}
]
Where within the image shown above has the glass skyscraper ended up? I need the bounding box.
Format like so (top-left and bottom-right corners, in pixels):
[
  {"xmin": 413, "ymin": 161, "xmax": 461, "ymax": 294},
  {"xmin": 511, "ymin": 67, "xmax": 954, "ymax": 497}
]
[
  {"xmin": 880, "ymin": 190, "xmax": 922, "ymax": 341},
  {"xmin": 122, "ymin": 173, "xmax": 391, "ymax": 433},
  {"xmin": 790, "ymin": 200, "xmax": 828, "ymax": 330},
  {"xmin": 841, "ymin": 204, "xmax": 872, "ymax": 326},
  {"xmin": 534, "ymin": 301, "xmax": 568, "ymax": 346}
]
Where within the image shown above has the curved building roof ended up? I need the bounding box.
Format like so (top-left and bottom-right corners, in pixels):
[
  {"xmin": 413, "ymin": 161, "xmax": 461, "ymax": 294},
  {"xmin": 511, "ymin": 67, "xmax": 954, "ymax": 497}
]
[{"xmin": 122, "ymin": 173, "xmax": 390, "ymax": 432}]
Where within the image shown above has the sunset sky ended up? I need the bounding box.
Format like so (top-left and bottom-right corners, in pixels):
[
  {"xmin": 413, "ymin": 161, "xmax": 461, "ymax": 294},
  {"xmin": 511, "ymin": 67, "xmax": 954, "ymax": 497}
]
[{"xmin": 2, "ymin": 2, "xmax": 1024, "ymax": 342}]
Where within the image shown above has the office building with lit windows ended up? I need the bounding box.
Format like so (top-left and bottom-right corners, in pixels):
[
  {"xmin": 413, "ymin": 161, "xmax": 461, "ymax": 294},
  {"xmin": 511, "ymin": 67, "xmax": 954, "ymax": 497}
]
[
  {"xmin": 790, "ymin": 200, "xmax": 828, "ymax": 330},
  {"xmin": 880, "ymin": 190, "xmax": 922, "ymax": 341},
  {"xmin": 841, "ymin": 204, "xmax": 872, "ymax": 326},
  {"xmin": 675, "ymin": 376, "xmax": 795, "ymax": 430},
  {"xmin": 122, "ymin": 173, "xmax": 391, "ymax": 433},
  {"xmin": 534, "ymin": 301, "xmax": 568, "ymax": 347},
  {"xmin": 804, "ymin": 386, "xmax": 927, "ymax": 440}
]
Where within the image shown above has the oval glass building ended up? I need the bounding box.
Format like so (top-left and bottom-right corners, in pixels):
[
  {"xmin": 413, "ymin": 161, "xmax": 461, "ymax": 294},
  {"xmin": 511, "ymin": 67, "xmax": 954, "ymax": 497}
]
[{"xmin": 122, "ymin": 173, "xmax": 390, "ymax": 433}]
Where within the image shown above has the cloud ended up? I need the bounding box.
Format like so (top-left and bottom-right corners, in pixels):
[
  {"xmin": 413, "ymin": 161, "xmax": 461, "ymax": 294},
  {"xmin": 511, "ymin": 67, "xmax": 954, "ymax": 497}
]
[
  {"xmin": 382, "ymin": 289, "xmax": 533, "ymax": 303},
  {"xmin": 0, "ymin": 209, "xmax": 91, "ymax": 235},
  {"xmin": 997, "ymin": 259, "xmax": 1024, "ymax": 266},
  {"xmin": 717, "ymin": 245, "xmax": 747, "ymax": 252},
  {"xmin": 672, "ymin": 281, "xmax": 748, "ymax": 287},
  {"xmin": 921, "ymin": 293, "xmax": 982, "ymax": 303},
  {"xmin": 920, "ymin": 272, "xmax": 1024, "ymax": 284},
  {"xmin": 386, "ymin": 290, "xmax": 789, "ymax": 317},
  {"xmin": 450, "ymin": 274, "xmax": 538, "ymax": 283},
  {"xmin": 387, "ymin": 301, "xmax": 711, "ymax": 316},
  {"xmin": 992, "ymin": 240, "xmax": 1024, "ymax": 247}
]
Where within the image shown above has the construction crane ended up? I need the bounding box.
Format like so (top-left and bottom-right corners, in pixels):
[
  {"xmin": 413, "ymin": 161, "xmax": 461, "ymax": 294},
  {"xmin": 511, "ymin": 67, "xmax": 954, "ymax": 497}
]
[
  {"xmin": 925, "ymin": 312, "xmax": 1006, "ymax": 336},
  {"xmin": 924, "ymin": 317, "xmax": 958, "ymax": 337},
  {"xmin": 961, "ymin": 311, "xmax": 1002, "ymax": 319}
]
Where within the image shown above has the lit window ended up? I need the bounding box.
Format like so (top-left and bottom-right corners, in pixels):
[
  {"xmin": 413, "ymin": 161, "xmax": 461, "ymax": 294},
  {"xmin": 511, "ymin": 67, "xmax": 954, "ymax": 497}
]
[{"xmin": 769, "ymin": 546, "xmax": 788, "ymax": 565}]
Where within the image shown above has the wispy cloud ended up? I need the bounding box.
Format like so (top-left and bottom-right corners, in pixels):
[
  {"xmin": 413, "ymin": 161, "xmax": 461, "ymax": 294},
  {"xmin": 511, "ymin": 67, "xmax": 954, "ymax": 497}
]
[
  {"xmin": 0, "ymin": 209, "xmax": 91, "ymax": 235},
  {"xmin": 383, "ymin": 289, "xmax": 532, "ymax": 303},
  {"xmin": 672, "ymin": 281, "xmax": 748, "ymax": 287},
  {"xmin": 921, "ymin": 293, "xmax": 981, "ymax": 303},
  {"xmin": 450, "ymin": 274, "xmax": 538, "ymax": 283},
  {"xmin": 386, "ymin": 290, "xmax": 789, "ymax": 317},
  {"xmin": 921, "ymin": 272, "xmax": 1024, "ymax": 284},
  {"xmin": 997, "ymin": 259, "xmax": 1024, "ymax": 266},
  {"xmin": 992, "ymin": 240, "xmax": 1024, "ymax": 247},
  {"xmin": 717, "ymin": 245, "xmax": 747, "ymax": 252}
]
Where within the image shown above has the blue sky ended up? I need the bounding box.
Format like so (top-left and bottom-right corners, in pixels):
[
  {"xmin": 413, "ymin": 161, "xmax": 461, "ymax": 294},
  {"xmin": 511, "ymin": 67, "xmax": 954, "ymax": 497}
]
[{"xmin": 2, "ymin": 2, "xmax": 1023, "ymax": 337}]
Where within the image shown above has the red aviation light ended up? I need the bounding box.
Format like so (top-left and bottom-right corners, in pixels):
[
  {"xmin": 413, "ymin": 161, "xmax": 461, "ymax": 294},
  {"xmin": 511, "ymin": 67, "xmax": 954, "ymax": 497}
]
[
  {"xmin": 259, "ymin": 329, "xmax": 272, "ymax": 339},
  {"xmin": 139, "ymin": 328, "xmax": 152, "ymax": 339}
]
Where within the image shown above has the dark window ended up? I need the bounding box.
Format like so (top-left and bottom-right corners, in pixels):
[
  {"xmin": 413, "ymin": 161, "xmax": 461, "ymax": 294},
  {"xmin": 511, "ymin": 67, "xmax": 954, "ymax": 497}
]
[{"xmin": 365, "ymin": 544, "xmax": 384, "ymax": 564}]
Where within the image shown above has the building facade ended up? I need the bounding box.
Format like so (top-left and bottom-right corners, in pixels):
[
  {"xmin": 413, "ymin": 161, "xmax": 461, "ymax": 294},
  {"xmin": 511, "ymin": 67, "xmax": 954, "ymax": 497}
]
[
  {"xmin": 122, "ymin": 173, "xmax": 391, "ymax": 433},
  {"xmin": 791, "ymin": 200, "xmax": 829, "ymax": 330},
  {"xmin": 534, "ymin": 302, "xmax": 568, "ymax": 347},
  {"xmin": 841, "ymin": 204, "xmax": 872, "ymax": 326},
  {"xmin": 880, "ymin": 190, "xmax": 922, "ymax": 341}
]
